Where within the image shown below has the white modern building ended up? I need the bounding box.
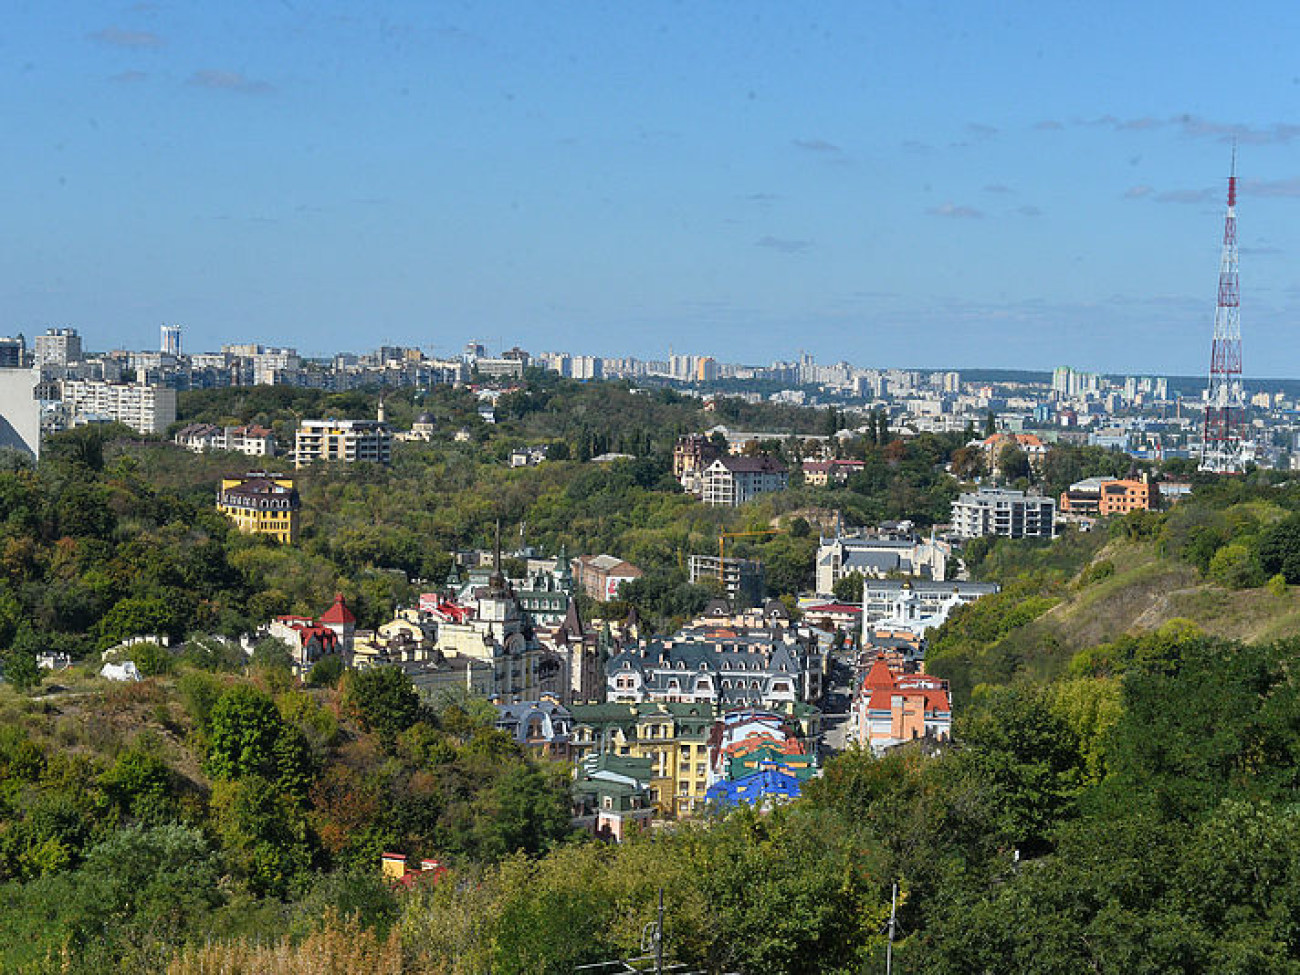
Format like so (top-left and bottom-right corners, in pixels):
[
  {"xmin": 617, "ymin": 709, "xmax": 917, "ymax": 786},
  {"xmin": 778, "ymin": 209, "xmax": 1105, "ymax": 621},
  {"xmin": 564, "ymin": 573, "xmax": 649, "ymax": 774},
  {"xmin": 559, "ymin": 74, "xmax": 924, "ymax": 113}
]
[
  {"xmin": 950, "ymin": 488, "xmax": 1056, "ymax": 539},
  {"xmin": 294, "ymin": 418, "xmax": 392, "ymax": 468},
  {"xmin": 0, "ymin": 366, "xmax": 41, "ymax": 460},
  {"xmin": 861, "ymin": 579, "xmax": 999, "ymax": 635},
  {"xmin": 700, "ymin": 456, "xmax": 789, "ymax": 507},
  {"xmin": 59, "ymin": 379, "xmax": 177, "ymax": 435}
]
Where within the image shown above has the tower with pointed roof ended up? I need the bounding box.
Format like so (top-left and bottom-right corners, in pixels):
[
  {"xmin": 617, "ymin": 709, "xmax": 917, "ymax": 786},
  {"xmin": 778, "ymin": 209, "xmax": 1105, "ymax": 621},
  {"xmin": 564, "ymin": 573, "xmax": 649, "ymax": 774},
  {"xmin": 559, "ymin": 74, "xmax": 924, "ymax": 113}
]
[{"xmin": 319, "ymin": 593, "xmax": 356, "ymax": 653}]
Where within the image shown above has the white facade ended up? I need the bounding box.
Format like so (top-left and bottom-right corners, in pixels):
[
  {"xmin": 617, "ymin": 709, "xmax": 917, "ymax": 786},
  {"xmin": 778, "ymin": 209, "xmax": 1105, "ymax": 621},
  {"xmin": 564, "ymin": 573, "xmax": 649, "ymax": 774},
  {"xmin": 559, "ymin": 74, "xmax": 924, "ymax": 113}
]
[
  {"xmin": 951, "ymin": 488, "xmax": 1056, "ymax": 539},
  {"xmin": 861, "ymin": 580, "xmax": 999, "ymax": 632},
  {"xmin": 815, "ymin": 531, "xmax": 950, "ymax": 595},
  {"xmin": 294, "ymin": 419, "xmax": 392, "ymax": 468},
  {"xmin": 700, "ymin": 457, "xmax": 789, "ymax": 507},
  {"xmin": 0, "ymin": 366, "xmax": 41, "ymax": 459},
  {"xmin": 59, "ymin": 380, "xmax": 177, "ymax": 434},
  {"xmin": 176, "ymin": 423, "xmax": 275, "ymax": 457}
]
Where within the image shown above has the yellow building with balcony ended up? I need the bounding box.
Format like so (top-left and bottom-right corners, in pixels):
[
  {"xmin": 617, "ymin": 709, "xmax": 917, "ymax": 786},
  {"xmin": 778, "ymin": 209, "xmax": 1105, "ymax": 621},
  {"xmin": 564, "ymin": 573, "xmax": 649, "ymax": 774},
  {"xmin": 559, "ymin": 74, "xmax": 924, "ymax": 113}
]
[
  {"xmin": 217, "ymin": 473, "xmax": 301, "ymax": 544},
  {"xmin": 569, "ymin": 702, "xmax": 715, "ymax": 818}
]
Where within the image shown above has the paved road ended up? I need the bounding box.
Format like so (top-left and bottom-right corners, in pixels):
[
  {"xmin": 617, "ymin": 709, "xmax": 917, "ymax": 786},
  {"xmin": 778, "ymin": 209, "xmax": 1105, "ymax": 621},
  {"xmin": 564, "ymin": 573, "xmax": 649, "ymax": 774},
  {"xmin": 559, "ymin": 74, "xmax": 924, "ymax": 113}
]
[{"xmin": 818, "ymin": 656, "xmax": 855, "ymax": 758}]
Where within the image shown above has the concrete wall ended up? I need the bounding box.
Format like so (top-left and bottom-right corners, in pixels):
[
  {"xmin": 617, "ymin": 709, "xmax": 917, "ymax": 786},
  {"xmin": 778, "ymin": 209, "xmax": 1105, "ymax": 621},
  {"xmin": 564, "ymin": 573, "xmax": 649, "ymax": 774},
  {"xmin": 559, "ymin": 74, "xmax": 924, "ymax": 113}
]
[{"xmin": 0, "ymin": 367, "xmax": 40, "ymax": 460}]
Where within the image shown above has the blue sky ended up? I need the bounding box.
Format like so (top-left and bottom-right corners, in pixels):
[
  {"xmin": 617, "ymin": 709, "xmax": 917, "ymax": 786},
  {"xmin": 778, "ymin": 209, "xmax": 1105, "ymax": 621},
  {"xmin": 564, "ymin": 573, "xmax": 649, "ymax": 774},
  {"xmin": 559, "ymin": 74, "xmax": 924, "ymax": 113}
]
[{"xmin": 5, "ymin": 2, "xmax": 1300, "ymax": 375}]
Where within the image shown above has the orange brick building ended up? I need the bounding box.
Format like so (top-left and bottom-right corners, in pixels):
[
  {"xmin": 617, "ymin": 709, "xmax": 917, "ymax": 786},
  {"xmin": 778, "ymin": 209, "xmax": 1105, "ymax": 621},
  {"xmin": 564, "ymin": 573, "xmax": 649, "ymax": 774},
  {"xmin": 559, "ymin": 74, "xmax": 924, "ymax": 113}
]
[
  {"xmin": 1059, "ymin": 475, "xmax": 1157, "ymax": 518},
  {"xmin": 1098, "ymin": 478, "xmax": 1155, "ymax": 516}
]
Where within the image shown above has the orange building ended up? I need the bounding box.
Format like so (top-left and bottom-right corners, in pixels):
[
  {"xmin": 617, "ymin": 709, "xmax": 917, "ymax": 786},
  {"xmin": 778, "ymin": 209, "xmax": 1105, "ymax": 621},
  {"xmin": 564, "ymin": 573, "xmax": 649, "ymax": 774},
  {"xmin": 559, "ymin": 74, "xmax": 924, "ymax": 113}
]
[
  {"xmin": 1098, "ymin": 478, "xmax": 1155, "ymax": 516},
  {"xmin": 1060, "ymin": 475, "xmax": 1156, "ymax": 518},
  {"xmin": 851, "ymin": 654, "xmax": 952, "ymax": 753}
]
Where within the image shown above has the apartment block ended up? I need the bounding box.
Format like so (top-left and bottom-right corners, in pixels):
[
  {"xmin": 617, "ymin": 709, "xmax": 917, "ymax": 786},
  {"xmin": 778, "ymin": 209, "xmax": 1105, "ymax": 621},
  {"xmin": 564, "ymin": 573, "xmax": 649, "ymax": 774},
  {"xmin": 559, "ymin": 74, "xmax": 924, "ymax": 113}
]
[
  {"xmin": 700, "ymin": 456, "xmax": 789, "ymax": 507},
  {"xmin": 35, "ymin": 328, "xmax": 82, "ymax": 370},
  {"xmin": 951, "ymin": 488, "xmax": 1055, "ymax": 539},
  {"xmin": 59, "ymin": 379, "xmax": 177, "ymax": 434},
  {"xmin": 294, "ymin": 418, "xmax": 392, "ymax": 468}
]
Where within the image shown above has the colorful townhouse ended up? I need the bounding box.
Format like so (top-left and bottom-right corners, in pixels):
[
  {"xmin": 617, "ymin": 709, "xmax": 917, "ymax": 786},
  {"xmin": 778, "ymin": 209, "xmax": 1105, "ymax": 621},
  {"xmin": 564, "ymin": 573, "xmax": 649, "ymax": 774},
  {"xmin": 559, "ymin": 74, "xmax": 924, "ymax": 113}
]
[{"xmin": 569, "ymin": 701, "xmax": 716, "ymax": 818}]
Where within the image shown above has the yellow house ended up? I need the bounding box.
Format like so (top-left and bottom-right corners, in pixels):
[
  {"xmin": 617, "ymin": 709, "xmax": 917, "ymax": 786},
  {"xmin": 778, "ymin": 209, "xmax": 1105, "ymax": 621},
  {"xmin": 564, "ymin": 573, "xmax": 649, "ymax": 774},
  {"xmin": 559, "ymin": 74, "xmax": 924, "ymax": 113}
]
[
  {"xmin": 217, "ymin": 472, "xmax": 301, "ymax": 544},
  {"xmin": 569, "ymin": 702, "xmax": 715, "ymax": 818}
]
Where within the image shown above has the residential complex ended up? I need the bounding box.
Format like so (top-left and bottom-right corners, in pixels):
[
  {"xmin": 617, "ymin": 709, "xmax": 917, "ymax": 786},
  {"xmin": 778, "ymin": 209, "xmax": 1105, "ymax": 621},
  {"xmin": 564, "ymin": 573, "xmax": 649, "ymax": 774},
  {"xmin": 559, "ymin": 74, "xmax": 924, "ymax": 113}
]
[
  {"xmin": 58, "ymin": 379, "xmax": 177, "ymax": 434},
  {"xmin": 951, "ymin": 488, "xmax": 1056, "ymax": 539},
  {"xmin": 814, "ymin": 524, "xmax": 950, "ymax": 595},
  {"xmin": 1059, "ymin": 475, "xmax": 1156, "ymax": 519},
  {"xmin": 176, "ymin": 423, "xmax": 276, "ymax": 457},
  {"xmin": 294, "ymin": 418, "xmax": 393, "ymax": 468},
  {"xmin": 568, "ymin": 701, "xmax": 722, "ymax": 818},
  {"xmin": 699, "ymin": 455, "xmax": 789, "ymax": 507}
]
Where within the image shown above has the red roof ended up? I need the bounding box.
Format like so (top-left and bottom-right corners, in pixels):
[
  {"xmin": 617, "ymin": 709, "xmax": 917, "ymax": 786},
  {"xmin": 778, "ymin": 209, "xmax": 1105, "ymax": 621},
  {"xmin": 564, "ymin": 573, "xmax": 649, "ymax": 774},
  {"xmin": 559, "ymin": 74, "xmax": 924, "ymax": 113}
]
[
  {"xmin": 319, "ymin": 593, "xmax": 356, "ymax": 625},
  {"xmin": 866, "ymin": 686, "xmax": 951, "ymax": 715},
  {"xmin": 863, "ymin": 655, "xmax": 898, "ymax": 694}
]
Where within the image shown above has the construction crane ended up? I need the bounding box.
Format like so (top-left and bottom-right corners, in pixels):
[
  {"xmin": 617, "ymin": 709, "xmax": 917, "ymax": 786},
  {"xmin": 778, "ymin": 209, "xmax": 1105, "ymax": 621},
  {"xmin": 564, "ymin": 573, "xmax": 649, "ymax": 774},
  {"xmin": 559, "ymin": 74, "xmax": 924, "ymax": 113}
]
[{"xmin": 717, "ymin": 529, "xmax": 779, "ymax": 584}]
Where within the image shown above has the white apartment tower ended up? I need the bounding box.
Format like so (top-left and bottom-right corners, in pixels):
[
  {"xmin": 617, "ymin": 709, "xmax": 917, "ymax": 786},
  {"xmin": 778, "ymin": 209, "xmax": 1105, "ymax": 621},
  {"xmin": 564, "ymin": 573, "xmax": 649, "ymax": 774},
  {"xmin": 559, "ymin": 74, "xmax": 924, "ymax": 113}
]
[{"xmin": 59, "ymin": 380, "xmax": 177, "ymax": 435}]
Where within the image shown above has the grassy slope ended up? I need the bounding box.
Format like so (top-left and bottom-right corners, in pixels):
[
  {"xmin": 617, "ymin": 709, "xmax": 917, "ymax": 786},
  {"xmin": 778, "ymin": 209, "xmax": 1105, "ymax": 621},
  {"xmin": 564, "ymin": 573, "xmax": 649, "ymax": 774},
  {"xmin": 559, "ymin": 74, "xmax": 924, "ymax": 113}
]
[{"xmin": 979, "ymin": 537, "xmax": 1300, "ymax": 686}]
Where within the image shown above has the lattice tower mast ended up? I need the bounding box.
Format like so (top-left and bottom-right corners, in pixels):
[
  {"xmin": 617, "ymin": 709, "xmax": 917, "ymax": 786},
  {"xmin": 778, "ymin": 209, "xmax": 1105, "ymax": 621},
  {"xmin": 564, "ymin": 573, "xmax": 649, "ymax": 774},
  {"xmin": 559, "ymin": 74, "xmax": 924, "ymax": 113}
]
[{"xmin": 1199, "ymin": 148, "xmax": 1249, "ymax": 473}]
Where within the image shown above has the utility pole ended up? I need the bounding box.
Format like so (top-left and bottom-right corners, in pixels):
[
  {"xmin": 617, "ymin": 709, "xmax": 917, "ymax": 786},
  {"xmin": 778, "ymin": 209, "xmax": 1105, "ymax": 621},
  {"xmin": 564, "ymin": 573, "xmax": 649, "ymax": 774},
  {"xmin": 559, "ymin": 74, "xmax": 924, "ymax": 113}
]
[
  {"xmin": 885, "ymin": 881, "xmax": 897, "ymax": 975},
  {"xmin": 656, "ymin": 887, "xmax": 665, "ymax": 975}
]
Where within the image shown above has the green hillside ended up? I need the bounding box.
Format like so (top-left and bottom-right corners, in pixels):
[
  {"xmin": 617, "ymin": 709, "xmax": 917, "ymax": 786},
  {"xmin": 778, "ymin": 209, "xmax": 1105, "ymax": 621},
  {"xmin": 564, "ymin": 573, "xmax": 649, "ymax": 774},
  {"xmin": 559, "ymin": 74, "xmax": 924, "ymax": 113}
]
[{"xmin": 930, "ymin": 484, "xmax": 1300, "ymax": 702}]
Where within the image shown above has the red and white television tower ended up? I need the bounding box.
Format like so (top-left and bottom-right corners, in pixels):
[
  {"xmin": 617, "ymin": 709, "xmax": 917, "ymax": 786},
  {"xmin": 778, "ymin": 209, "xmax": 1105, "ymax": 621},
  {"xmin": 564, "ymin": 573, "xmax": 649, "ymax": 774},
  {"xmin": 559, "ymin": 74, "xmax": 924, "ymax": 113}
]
[{"xmin": 1199, "ymin": 148, "xmax": 1252, "ymax": 473}]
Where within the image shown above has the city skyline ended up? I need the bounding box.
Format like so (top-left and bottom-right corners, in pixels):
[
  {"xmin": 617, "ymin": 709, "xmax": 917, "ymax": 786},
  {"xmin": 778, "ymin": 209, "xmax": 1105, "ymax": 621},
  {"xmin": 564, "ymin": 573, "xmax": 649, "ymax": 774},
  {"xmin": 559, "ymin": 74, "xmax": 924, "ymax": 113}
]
[{"xmin": 7, "ymin": 3, "xmax": 1300, "ymax": 375}]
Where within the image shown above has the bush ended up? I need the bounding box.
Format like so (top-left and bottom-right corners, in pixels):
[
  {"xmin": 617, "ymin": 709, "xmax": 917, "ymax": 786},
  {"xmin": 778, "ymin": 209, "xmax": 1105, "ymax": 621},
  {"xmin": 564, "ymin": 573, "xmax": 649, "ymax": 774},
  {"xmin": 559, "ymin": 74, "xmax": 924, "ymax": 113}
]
[
  {"xmin": 1207, "ymin": 543, "xmax": 1265, "ymax": 589},
  {"xmin": 1078, "ymin": 559, "xmax": 1115, "ymax": 587},
  {"xmin": 307, "ymin": 655, "xmax": 345, "ymax": 688},
  {"xmin": 131, "ymin": 642, "xmax": 174, "ymax": 678},
  {"xmin": 1259, "ymin": 515, "xmax": 1300, "ymax": 583}
]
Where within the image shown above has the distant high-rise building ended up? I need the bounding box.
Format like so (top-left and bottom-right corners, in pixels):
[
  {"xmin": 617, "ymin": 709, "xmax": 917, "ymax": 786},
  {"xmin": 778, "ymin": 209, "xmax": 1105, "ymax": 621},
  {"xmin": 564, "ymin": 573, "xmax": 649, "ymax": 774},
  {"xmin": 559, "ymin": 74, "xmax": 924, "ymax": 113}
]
[
  {"xmin": 34, "ymin": 328, "xmax": 82, "ymax": 369},
  {"xmin": 161, "ymin": 323, "xmax": 182, "ymax": 356},
  {"xmin": 571, "ymin": 355, "xmax": 603, "ymax": 380},
  {"xmin": 0, "ymin": 335, "xmax": 26, "ymax": 368},
  {"xmin": 1051, "ymin": 366, "xmax": 1071, "ymax": 396}
]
